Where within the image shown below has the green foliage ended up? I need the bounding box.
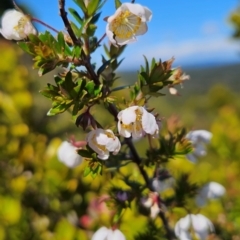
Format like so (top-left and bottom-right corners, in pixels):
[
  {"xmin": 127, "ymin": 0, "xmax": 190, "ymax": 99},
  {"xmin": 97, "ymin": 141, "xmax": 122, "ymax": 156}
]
[
  {"xmin": 18, "ymin": 32, "xmax": 74, "ymax": 76},
  {"xmin": 1, "ymin": 1, "xmax": 240, "ymax": 239},
  {"xmin": 40, "ymin": 71, "xmax": 102, "ymax": 117}
]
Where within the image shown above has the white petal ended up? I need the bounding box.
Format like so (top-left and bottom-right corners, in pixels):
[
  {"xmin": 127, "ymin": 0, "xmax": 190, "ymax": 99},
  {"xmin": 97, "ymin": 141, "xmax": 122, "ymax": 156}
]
[
  {"xmin": 118, "ymin": 106, "xmax": 138, "ymax": 125},
  {"xmin": 151, "ymin": 178, "xmax": 174, "ymax": 192},
  {"xmin": 150, "ymin": 202, "xmax": 160, "ymax": 219},
  {"xmin": 91, "ymin": 227, "xmax": 109, "ymax": 240},
  {"xmin": 114, "ymin": 35, "xmax": 137, "ymax": 45},
  {"xmin": 135, "ymin": 22, "xmax": 148, "ymax": 36},
  {"xmin": 117, "ymin": 121, "xmax": 132, "ymax": 138},
  {"xmin": 206, "ymin": 182, "xmax": 226, "ymax": 199},
  {"xmin": 121, "ymin": 3, "xmax": 152, "ymax": 22},
  {"xmin": 141, "ymin": 197, "xmax": 153, "ymax": 208},
  {"xmin": 194, "ymin": 143, "xmax": 206, "ymax": 157},
  {"xmin": 105, "ymin": 23, "xmax": 118, "ymax": 46},
  {"xmin": 175, "ymin": 221, "xmax": 191, "ymax": 239},
  {"xmin": 111, "ymin": 229, "xmax": 126, "ymax": 240},
  {"xmin": 141, "ymin": 108, "xmax": 158, "ymax": 136},
  {"xmin": 57, "ymin": 141, "xmax": 82, "ymax": 168},
  {"xmin": 177, "ymin": 215, "xmax": 191, "ymax": 231},
  {"xmin": 186, "ymin": 130, "xmax": 212, "ymax": 144},
  {"xmin": 192, "ymin": 214, "xmax": 214, "ymax": 240},
  {"xmin": 186, "ymin": 153, "xmax": 198, "ymax": 163}
]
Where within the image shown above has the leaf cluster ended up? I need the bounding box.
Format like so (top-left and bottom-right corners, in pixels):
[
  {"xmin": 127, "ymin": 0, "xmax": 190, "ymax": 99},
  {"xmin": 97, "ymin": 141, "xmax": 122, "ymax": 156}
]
[
  {"xmin": 18, "ymin": 32, "xmax": 80, "ymax": 76},
  {"xmin": 40, "ymin": 71, "xmax": 102, "ymax": 116},
  {"xmin": 146, "ymin": 128, "xmax": 192, "ymax": 166}
]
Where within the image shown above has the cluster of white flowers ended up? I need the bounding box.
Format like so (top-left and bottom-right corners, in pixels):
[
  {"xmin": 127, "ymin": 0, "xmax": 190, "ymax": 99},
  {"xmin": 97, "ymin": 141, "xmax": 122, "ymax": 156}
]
[
  {"xmin": 186, "ymin": 130, "xmax": 212, "ymax": 163},
  {"xmin": 0, "ymin": 9, "xmax": 37, "ymax": 40},
  {"xmin": 85, "ymin": 106, "xmax": 158, "ymax": 160},
  {"xmin": 1, "ymin": 3, "xmax": 151, "ymax": 45},
  {"xmin": 56, "ymin": 106, "xmax": 158, "ymax": 166},
  {"xmin": 175, "ymin": 214, "xmax": 214, "ymax": 240}
]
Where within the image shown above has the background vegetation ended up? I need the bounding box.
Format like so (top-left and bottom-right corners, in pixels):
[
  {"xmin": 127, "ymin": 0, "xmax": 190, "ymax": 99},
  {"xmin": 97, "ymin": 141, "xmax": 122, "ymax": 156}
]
[{"xmin": 1, "ymin": 1, "xmax": 240, "ymax": 240}]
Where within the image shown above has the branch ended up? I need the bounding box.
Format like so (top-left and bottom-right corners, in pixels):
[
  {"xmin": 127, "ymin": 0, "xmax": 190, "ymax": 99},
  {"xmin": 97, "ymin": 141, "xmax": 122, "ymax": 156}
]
[
  {"xmin": 58, "ymin": 0, "xmax": 82, "ymax": 46},
  {"xmin": 107, "ymin": 102, "xmax": 175, "ymax": 240},
  {"xmin": 58, "ymin": 0, "xmax": 100, "ymax": 84}
]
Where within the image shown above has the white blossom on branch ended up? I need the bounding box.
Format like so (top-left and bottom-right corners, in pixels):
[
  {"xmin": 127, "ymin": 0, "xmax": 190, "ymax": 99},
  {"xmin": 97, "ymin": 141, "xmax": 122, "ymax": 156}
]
[
  {"xmin": 0, "ymin": 9, "xmax": 37, "ymax": 40},
  {"xmin": 106, "ymin": 3, "xmax": 152, "ymax": 46}
]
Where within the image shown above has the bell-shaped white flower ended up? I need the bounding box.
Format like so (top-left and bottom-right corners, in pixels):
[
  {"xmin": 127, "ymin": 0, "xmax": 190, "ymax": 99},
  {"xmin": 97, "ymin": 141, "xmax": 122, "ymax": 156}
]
[
  {"xmin": 195, "ymin": 181, "xmax": 226, "ymax": 207},
  {"xmin": 106, "ymin": 3, "xmax": 152, "ymax": 46},
  {"xmin": 117, "ymin": 106, "xmax": 159, "ymax": 139},
  {"xmin": 87, "ymin": 128, "xmax": 121, "ymax": 160},
  {"xmin": 91, "ymin": 226, "xmax": 126, "ymax": 240},
  {"xmin": 185, "ymin": 130, "xmax": 212, "ymax": 163},
  {"xmin": 0, "ymin": 9, "xmax": 37, "ymax": 40},
  {"xmin": 175, "ymin": 214, "xmax": 214, "ymax": 240},
  {"xmin": 57, "ymin": 141, "xmax": 82, "ymax": 168}
]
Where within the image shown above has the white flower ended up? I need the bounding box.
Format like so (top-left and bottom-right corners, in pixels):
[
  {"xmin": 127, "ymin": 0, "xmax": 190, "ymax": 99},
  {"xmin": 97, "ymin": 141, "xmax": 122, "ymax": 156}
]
[
  {"xmin": 87, "ymin": 128, "xmax": 121, "ymax": 160},
  {"xmin": 0, "ymin": 9, "xmax": 37, "ymax": 40},
  {"xmin": 195, "ymin": 181, "xmax": 226, "ymax": 207},
  {"xmin": 175, "ymin": 214, "xmax": 214, "ymax": 240},
  {"xmin": 151, "ymin": 177, "xmax": 174, "ymax": 193},
  {"xmin": 117, "ymin": 106, "xmax": 159, "ymax": 139},
  {"xmin": 91, "ymin": 226, "xmax": 126, "ymax": 240},
  {"xmin": 141, "ymin": 192, "xmax": 162, "ymax": 219},
  {"xmin": 57, "ymin": 141, "xmax": 82, "ymax": 168},
  {"xmin": 106, "ymin": 3, "xmax": 152, "ymax": 46},
  {"xmin": 185, "ymin": 130, "xmax": 212, "ymax": 163}
]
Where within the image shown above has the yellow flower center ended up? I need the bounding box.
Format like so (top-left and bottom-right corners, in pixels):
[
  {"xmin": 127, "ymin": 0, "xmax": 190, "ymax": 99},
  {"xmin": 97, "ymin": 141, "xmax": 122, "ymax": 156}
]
[
  {"xmin": 14, "ymin": 16, "xmax": 28, "ymax": 34},
  {"xmin": 110, "ymin": 10, "xmax": 142, "ymax": 39},
  {"xmin": 120, "ymin": 108, "xmax": 143, "ymax": 133},
  {"xmin": 91, "ymin": 131, "xmax": 115, "ymax": 152}
]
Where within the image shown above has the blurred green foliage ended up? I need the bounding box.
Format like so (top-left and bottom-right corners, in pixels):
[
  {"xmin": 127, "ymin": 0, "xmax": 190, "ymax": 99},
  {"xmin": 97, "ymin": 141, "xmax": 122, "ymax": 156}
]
[{"xmin": 1, "ymin": 37, "xmax": 240, "ymax": 239}]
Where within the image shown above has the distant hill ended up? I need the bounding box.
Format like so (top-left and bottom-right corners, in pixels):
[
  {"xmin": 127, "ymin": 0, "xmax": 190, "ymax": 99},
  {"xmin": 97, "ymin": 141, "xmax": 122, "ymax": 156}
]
[{"xmin": 118, "ymin": 63, "xmax": 240, "ymax": 94}]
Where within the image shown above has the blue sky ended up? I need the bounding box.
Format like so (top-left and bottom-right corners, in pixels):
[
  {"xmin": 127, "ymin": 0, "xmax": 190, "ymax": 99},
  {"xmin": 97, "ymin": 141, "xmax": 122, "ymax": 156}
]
[{"xmin": 16, "ymin": 0, "xmax": 240, "ymax": 70}]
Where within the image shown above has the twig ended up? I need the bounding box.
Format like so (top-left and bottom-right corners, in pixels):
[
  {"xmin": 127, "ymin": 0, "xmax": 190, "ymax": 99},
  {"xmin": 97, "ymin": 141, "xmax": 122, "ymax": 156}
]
[
  {"xmin": 58, "ymin": 0, "xmax": 82, "ymax": 46},
  {"xmin": 58, "ymin": 0, "xmax": 100, "ymax": 84},
  {"xmin": 96, "ymin": 33, "xmax": 106, "ymax": 47},
  {"xmin": 107, "ymin": 103, "xmax": 174, "ymax": 239},
  {"xmin": 31, "ymin": 18, "xmax": 59, "ymax": 33}
]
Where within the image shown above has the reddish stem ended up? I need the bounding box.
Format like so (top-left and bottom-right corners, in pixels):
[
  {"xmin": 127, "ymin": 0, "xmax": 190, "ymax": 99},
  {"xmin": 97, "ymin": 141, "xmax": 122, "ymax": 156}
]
[{"xmin": 31, "ymin": 17, "xmax": 59, "ymax": 34}]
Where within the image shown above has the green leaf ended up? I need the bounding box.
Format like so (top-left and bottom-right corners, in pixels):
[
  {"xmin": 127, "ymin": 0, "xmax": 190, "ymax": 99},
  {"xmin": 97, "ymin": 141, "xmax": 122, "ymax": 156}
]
[
  {"xmin": 78, "ymin": 149, "xmax": 92, "ymax": 158},
  {"xmin": 143, "ymin": 55, "xmax": 149, "ymax": 75},
  {"xmin": 73, "ymin": 0, "xmax": 87, "ymax": 12},
  {"xmin": 57, "ymin": 32, "xmax": 65, "ymax": 53},
  {"xmin": 85, "ymin": 81, "xmax": 95, "ymax": 94},
  {"xmin": 18, "ymin": 42, "xmax": 34, "ymax": 55},
  {"xmin": 83, "ymin": 167, "xmax": 91, "ymax": 177},
  {"xmin": 114, "ymin": 0, "xmax": 122, "ymax": 9},
  {"xmin": 91, "ymin": 12, "xmax": 101, "ymax": 24},
  {"xmin": 70, "ymin": 21, "xmax": 82, "ymax": 38},
  {"xmin": 40, "ymin": 89, "xmax": 58, "ymax": 98},
  {"xmin": 68, "ymin": 8, "xmax": 83, "ymax": 25},
  {"xmin": 87, "ymin": 0, "xmax": 99, "ymax": 15},
  {"xmin": 72, "ymin": 46, "xmax": 82, "ymax": 59},
  {"xmin": 111, "ymin": 84, "xmax": 132, "ymax": 92}
]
